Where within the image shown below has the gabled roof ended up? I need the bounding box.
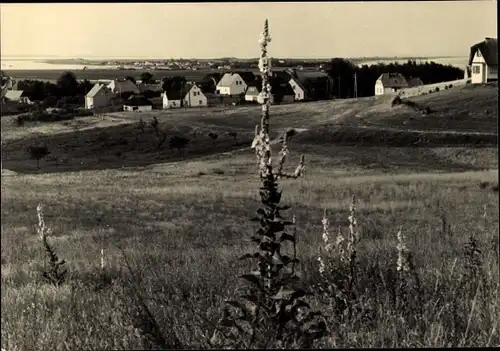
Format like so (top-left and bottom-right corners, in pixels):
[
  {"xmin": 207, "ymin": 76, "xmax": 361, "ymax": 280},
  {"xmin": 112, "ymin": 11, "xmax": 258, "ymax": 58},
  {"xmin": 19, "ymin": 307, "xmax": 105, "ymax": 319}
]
[
  {"xmin": 4, "ymin": 90, "xmax": 26, "ymax": 101},
  {"xmin": 407, "ymin": 77, "xmax": 424, "ymax": 87},
  {"xmin": 468, "ymin": 37, "xmax": 498, "ymax": 66},
  {"xmin": 108, "ymin": 79, "xmax": 140, "ymax": 94},
  {"xmin": 183, "ymin": 83, "xmax": 205, "ymax": 96},
  {"xmin": 216, "ymin": 72, "xmax": 257, "ymax": 87},
  {"xmin": 124, "ymin": 95, "xmax": 153, "ymax": 106},
  {"xmin": 234, "ymin": 71, "xmax": 258, "ymax": 85},
  {"xmin": 289, "ymin": 77, "xmax": 307, "ymax": 92},
  {"xmin": 216, "ymin": 73, "xmax": 237, "ymax": 87},
  {"xmin": 377, "ymin": 73, "xmax": 408, "ymax": 88},
  {"xmin": 86, "ymin": 83, "xmax": 105, "ymax": 98}
]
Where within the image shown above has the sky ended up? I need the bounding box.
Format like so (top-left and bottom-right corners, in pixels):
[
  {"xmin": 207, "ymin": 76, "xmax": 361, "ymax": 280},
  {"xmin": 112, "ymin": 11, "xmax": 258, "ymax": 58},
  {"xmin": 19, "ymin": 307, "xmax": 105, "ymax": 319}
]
[{"xmin": 1, "ymin": 1, "xmax": 497, "ymax": 59}]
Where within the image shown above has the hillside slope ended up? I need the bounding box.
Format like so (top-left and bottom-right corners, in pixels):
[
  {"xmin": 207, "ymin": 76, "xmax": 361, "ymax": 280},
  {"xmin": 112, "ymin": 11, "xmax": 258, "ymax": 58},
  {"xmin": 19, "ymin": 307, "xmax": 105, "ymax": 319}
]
[{"xmin": 1, "ymin": 83, "xmax": 497, "ymax": 174}]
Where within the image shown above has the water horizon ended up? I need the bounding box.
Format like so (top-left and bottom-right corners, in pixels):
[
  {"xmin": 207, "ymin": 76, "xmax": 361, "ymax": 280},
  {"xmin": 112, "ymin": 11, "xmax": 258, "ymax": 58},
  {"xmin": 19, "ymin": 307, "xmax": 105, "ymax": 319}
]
[{"xmin": 1, "ymin": 55, "xmax": 468, "ymax": 71}]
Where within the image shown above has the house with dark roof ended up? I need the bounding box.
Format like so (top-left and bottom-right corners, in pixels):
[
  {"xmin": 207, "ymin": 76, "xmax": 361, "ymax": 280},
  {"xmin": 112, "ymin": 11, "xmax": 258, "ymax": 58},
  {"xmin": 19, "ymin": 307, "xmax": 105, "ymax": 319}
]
[
  {"xmin": 468, "ymin": 37, "xmax": 498, "ymax": 84},
  {"xmin": 123, "ymin": 95, "xmax": 153, "ymax": 112},
  {"xmin": 374, "ymin": 73, "xmax": 409, "ymax": 95},
  {"xmin": 85, "ymin": 83, "xmax": 115, "ymax": 109}
]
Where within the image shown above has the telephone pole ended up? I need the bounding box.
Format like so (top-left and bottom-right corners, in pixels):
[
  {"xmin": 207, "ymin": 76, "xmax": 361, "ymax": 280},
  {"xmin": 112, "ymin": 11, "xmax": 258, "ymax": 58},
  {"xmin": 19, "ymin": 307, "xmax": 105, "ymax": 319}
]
[
  {"xmin": 338, "ymin": 76, "xmax": 341, "ymax": 98},
  {"xmin": 353, "ymin": 72, "xmax": 358, "ymax": 98}
]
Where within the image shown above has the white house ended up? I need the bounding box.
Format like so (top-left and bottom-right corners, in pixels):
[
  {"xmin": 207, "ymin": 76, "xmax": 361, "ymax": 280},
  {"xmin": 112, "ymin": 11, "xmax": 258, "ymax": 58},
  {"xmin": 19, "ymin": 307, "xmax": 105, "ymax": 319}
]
[
  {"xmin": 123, "ymin": 95, "xmax": 153, "ymax": 112},
  {"xmin": 107, "ymin": 79, "xmax": 140, "ymax": 95},
  {"xmin": 374, "ymin": 73, "xmax": 409, "ymax": 95},
  {"xmin": 182, "ymin": 83, "xmax": 208, "ymax": 107},
  {"xmin": 85, "ymin": 83, "xmax": 114, "ymax": 109},
  {"xmin": 468, "ymin": 37, "xmax": 498, "ymax": 84},
  {"xmin": 288, "ymin": 78, "xmax": 306, "ymax": 101},
  {"xmin": 245, "ymin": 85, "xmax": 274, "ymax": 103},
  {"xmin": 162, "ymin": 90, "xmax": 182, "ymax": 109},
  {"xmin": 216, "ymin": 73, "xmax": 248, "ymax": 96},
  {"xmin": 4, "ymin": 90, "xmax": 32, "ymax": 104}
]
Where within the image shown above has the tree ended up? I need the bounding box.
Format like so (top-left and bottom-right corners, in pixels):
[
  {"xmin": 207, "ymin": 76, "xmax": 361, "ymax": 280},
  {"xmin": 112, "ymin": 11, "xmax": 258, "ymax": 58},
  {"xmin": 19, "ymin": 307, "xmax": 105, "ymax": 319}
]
[
  {"xmin": 169, "ymin": 136, "xmax": 189, "ymax": 157},
  {"xmin": 162, "ymin": 76, "xmax": 186, "ymax": 92},
  {"xmin": 28, "ymin": 145, "xmax": 50, "ymax": 169},
  {"xmin": 56, "ymin": 71, "xmax": 78, "ymax": 97},
  {"xmin": 208, "ymin": 132, "xmax": 218, "ymax": 146},
  {"xmin": 140, "ymin": 72, "xmax": 153, "ymax": 84},
  {"xmin": 326, "ymin": 58, "xmax": 358, "ymax": 99}
]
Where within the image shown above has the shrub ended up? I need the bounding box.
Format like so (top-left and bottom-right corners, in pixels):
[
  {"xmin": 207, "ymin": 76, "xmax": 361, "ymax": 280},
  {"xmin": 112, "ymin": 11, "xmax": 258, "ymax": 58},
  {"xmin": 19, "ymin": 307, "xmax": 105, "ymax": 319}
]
[
  {"xmin": 169, "ymin": 136, "xmax": 189, "ymax": 156},
  {"xmin": 27, "ymin": 144, "xmax": 50, "ymax": 168},
  {"xmin": 36, "ymin": 204, "xmax": 67, "ymax": 286},
  {"xmin": 435, "ymin": 87, "xmax": 440, "ymax": 92},
  {"xmin": 208, "ymin": 132, "xmax": 218, "ymax": 146}
]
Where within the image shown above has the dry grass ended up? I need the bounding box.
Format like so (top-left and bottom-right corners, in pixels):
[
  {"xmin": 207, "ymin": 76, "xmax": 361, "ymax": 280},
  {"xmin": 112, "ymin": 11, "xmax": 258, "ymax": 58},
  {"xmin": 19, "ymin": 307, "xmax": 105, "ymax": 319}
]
[{"xmin": 2, "ymin": 153, "xmax": 498, "ymax": 348}]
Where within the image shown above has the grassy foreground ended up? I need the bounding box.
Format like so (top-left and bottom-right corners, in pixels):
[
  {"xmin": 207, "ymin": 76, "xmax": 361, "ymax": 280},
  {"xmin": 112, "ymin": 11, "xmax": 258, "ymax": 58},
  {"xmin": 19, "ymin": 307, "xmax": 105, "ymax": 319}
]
[{"xmin": 1, "ymin": 143, "xmax": 499, "ymax": 349}]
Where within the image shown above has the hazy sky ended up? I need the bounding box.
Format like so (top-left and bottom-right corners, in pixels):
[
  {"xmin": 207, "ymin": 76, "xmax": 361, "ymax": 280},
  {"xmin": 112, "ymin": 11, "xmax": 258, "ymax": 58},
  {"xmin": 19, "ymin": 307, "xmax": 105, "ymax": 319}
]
[{"xmin": 1, "ymin": 2, "xmax": 497, "ymax": 59}]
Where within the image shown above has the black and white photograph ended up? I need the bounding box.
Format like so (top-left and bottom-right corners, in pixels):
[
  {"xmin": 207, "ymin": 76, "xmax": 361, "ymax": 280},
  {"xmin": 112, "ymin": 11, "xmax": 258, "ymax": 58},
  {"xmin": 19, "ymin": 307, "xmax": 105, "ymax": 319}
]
[{"xmin": 1, "ymin": 1, "xmax": 498, "ymax": 349}]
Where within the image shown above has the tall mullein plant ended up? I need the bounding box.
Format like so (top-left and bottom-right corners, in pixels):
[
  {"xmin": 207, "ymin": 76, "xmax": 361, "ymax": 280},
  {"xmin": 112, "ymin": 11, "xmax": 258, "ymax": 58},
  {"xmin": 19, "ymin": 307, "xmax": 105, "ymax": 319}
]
[{"xmin": 213, "ymin": 20, "xmax": 325, "ymax": 349}]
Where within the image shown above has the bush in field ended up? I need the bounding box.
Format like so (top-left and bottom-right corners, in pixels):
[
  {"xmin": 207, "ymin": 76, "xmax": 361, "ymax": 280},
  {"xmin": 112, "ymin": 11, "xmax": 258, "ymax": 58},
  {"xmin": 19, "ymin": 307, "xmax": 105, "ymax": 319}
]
[
  {"xmin": 169, "ymin": 136, "xmax": 189, "ymax": 156},
  {"xmin": 208, "ymin": 132, "xmax": 218, "ymax": 146},
  {"xmin": 27, "ymin": 144, "xmax": 50, "ymax": 168}
]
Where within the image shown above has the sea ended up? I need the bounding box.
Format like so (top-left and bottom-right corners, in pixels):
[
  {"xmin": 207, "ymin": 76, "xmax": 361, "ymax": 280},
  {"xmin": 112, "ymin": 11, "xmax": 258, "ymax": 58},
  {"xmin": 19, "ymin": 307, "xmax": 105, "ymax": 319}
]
[{"xmin": 1, "ymin": 56, "xmax": 469, "ymax": 71}]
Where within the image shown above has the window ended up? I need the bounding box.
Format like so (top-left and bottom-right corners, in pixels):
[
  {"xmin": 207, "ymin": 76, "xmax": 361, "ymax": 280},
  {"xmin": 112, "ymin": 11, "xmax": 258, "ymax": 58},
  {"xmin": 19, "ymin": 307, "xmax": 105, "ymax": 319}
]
[
  {"xmin": 473, "ymin": 65, "xmax": 481, "ymax": 74},
  {"xmin": 199, "ymin": 100, "xmax": 202, "ymax": 105},
  {"xmin": 172, "ymin": 101, "xmax": 176, "ymax": 106},
  {"xmin": 477, "ymin": 50, "xmax": 482, "ymax": 57}
]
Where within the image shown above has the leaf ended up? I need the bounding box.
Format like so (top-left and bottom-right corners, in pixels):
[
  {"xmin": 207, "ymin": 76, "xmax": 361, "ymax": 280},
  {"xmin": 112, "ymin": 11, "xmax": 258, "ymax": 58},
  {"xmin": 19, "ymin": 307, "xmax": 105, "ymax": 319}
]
[
  {"xmin": 256, "ymin": 208, "xmax": 266, "ymax": 216},
  {"xmin": 272, "ymin": 251, "xmax": 284, "ymax": 265},
  {"xmin": 271, "ymin": 286, "xmax": 307, "ymax": 300},
  {"xmin": 240, "ymin": 274, "xmax": 263, "ymax": 289},
  {"xmin": 271, "ymin": 289, "xmax": 297, "ymax": 300}
]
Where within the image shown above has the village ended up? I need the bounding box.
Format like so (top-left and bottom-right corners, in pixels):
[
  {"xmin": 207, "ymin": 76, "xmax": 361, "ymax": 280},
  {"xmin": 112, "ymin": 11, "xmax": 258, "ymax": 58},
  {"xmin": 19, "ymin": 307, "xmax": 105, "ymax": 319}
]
[{"xmin": 1, "ymin": 37, "xmax": 496, "ymax": 116}]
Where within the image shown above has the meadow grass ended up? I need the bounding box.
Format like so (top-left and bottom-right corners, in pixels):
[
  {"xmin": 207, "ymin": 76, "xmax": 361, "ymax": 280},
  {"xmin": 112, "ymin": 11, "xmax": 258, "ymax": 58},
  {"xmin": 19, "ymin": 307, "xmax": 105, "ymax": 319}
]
[{"xmin": 1, "ymin": 150, "xmax": 498, "ymax": 348}]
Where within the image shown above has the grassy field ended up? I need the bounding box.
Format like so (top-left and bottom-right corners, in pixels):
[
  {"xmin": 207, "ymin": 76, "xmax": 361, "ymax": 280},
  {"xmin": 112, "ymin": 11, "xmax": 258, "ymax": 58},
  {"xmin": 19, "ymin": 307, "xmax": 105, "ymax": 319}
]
[{"xmin": 1, "ymin": 84, "xmax": 499, "ymax": 349}]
